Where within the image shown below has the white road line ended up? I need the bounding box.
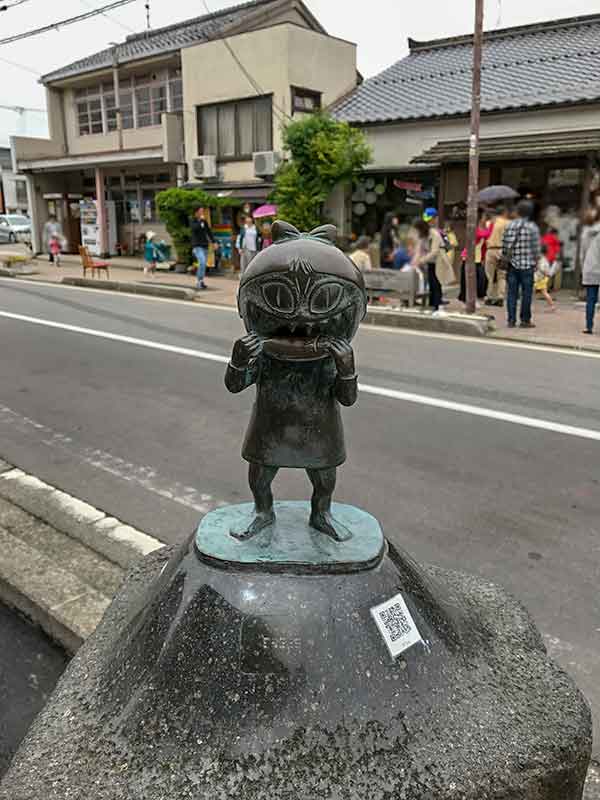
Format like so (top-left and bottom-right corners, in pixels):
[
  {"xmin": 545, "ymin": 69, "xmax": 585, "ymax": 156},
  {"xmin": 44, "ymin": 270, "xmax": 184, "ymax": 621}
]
[
  {"xmin": 3, "ymin": 278, "xmax": 599, "ymax": 359},
  {"xmin": 0, "ymin": 403, "xmax": 218, "ymax": 514},
  {"xmin": 0, "ymin": 310, "xmax": 230, "ymax": 363},
  {"xmin": 2, "ymin": 309, "xmax": 600, "ymax": 444},
  {"xmin": 358, "ymin": 384, "xmax": 600, "ymax": 443}
]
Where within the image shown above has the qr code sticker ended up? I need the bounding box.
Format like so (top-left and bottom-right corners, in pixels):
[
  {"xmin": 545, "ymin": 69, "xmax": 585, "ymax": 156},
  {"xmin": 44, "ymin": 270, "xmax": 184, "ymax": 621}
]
[
  {"xmin": 379, "ymin": 604, "xmax": 412, "ymax": 642},
  {"xmin": 370, "ymin": 593, "xmax": 421, "ymax": 658}
]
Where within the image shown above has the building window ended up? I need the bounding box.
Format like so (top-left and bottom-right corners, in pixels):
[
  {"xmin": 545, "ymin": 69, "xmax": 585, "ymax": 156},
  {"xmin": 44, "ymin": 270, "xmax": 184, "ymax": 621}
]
[
  {"xmin": 291, "ymin": 86, "xmax": 321, "ymax": 114},
  {"xmin": 197, "ymin": 95, "xmax": 272, "ymax": 160},
  {"xmin": 75, "ymin": 66, "xmax": 181, "ymax": 136},
  {"xmin": 76, "ymin": 86, "xmax": 103, "ymax": 135},
  {"xmin": 168, "ymin": 67, "xmax": 183, "ymax": 113}
]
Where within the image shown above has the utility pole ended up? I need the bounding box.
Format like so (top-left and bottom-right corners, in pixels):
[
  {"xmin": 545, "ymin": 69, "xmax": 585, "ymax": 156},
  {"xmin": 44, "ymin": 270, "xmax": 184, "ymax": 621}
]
[
  {"xmin": 111, "ymin": 45, "xmax": 123, "ymax": 151},
  {"xmin": 465, "ymin": 0, "xmax": 484, "ymax": 314}
]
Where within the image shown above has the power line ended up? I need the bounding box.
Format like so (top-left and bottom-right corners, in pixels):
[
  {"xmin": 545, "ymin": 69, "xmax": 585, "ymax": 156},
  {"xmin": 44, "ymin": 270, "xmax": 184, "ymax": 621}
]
[
  {"xmin": 0, "ymin": 0, "xmax": 137, "ymax": 46},
  {"xmin": 0, "ymin": 0, "xmax": 34, "ymax": 11},
  {"xmin": 0, "ymin": 54, "xmax": 41, "ymax": 75},
  {"xmin": 0, "ymin": 103, "xmax": 46, "ymax": 112},
  {"xmin": 200, "ymin": 0, "xmax": 291, "ymax": 125},
  {"xmin": 79, "ymin": 0, "xmax": 135, "ymax": 33}
]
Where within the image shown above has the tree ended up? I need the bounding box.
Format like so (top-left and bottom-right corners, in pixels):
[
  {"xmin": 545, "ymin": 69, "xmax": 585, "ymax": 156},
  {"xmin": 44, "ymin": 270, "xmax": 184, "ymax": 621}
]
[
  {"xmin": 155, "ymin": 187, "xmax": 240, "ymax": 265},
  {"xmin": 272, "ymin": 113, "xmax": 372, "ymax": 231}
]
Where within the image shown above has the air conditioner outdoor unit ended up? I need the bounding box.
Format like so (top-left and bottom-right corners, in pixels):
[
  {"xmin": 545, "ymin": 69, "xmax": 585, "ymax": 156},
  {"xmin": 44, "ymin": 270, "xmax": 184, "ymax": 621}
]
[
  {"xmin": 253, "ymin": 151, "xmax": 281, "ymax": 177},
  {"xmin": 193, "ymin": 155, "xmax": 217, "ymax": 179}
]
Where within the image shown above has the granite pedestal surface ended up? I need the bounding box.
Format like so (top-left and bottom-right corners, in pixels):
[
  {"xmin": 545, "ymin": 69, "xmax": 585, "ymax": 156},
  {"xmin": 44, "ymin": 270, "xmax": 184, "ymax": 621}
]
[{"xmin": 0, "ymin": 503, "xmax": 591, "ymax": 800}]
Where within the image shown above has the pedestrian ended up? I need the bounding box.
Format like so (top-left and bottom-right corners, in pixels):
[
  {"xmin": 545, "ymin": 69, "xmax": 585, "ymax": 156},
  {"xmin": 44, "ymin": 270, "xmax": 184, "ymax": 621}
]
[
  {"xmin": 459, "ymin": 212, "xmax": 490, "ymax": 306},
  {"xmin": 190, "ymin": 206, "xmax": 215, "ymax": 290},
  {"xmin": 502, "ymin": 199, "xmax": 541, "ymax": 328},
  {"xmin": 534, "ymin": 245, "xmax": 556, "ymax": 312},
  {"xmin": 261, "ymin": 222, "xmax": 272, "ymax": 250},
  {"xmin": 43, "ymin": 215, "xmax": 63, "ymax": 263},
  {"xmin": 49, "ymin": 233, "xmax": 63, "ymax": 267},
  {"xmin": 541, "ymin": 227, "xmax": 562, "ymax": 292},
  {"xmin": 415, "ymin": 209, "xmax": 444, "ymax": 312},
  {"xmin": 238, "ymin": 215, "xmax": 261, "ymax": 272},
  {"xmin": 484, "ymin": 205, "xmax": 511, "ymax": 307},
  {"xmin": 349, "ymin": 236, "xmax": 373, "ymax": 272},
  {"xmin": 580, "ymin": 210, "xmax": 600, "ymax": 334},
  {"xmin": 379, "ymin": 212, "xmax": 399, "ymax": 268},
  {"xmin": 144, "ymin": 231, "xmax": 158, "ymax": 275}
]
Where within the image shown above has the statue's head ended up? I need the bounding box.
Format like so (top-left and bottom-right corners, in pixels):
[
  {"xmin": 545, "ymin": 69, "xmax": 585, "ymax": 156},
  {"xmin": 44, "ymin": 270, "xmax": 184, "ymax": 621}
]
[{"xmin": 238, "ymin": 221, "xmax": 367, "ymax": 347}]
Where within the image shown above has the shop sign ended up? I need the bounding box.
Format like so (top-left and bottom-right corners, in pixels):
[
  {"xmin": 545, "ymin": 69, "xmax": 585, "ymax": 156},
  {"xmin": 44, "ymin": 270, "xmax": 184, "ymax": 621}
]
[{"xmin": 393, "ymin": 180, "xmax": 422, "ymax": 192}]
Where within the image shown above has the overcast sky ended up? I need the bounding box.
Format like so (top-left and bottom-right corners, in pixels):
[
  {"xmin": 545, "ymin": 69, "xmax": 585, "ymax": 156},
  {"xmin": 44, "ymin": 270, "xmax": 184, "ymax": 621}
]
[{"xmin": 0, "ymin": 0, "xmax": 597, "ymax": 145}]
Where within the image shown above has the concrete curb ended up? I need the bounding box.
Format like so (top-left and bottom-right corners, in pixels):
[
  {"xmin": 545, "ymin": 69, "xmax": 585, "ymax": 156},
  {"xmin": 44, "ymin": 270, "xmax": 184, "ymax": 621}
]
[
  {"xmin": 490, "ymin": 331, "xmax": 600, "ymax": 354},
  {"xmin": 364, "ymin": 307, "xmax": 494, "ymax": 336},
  {"xmin": 0, "ymin": 466, "xmax": 164, "ymax": 569},
  {"xmin": 0, "ymin": 528, "xmax": 110, "ymax": 654},
  {"xmin": 60, "ymin": 276, "xmax": 196, "ymax": 301},
  {"xmin": 0, "ymin": 265, "xmax": 38, "ymax": 277}
]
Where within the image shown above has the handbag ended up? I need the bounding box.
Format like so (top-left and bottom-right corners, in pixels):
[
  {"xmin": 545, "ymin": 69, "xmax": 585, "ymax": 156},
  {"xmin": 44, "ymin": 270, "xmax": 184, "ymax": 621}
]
[
  {"xmin": 435, "ymin": 249, "xmax": 456, "ymax": 286},
  {"xmin": 498, "ymin": 221, "xmax": 525, "ymax": 272}
]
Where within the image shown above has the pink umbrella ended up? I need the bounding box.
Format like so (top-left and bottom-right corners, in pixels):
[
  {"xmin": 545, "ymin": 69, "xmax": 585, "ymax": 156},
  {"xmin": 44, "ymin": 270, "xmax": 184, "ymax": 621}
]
[{"xmin": 252, "ymin": 204, "xmax": 277, "ymax": 219}]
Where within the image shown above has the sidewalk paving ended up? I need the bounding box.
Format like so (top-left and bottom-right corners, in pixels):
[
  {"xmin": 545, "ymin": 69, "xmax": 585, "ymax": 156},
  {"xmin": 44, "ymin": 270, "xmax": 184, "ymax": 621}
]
[
  {"xmin": 3, "ymin": 246, "xmax": 599, "ymax": 352},
  {"xmin": 27, "ymin": 253, "xmax": 242, "ymax": 308}
]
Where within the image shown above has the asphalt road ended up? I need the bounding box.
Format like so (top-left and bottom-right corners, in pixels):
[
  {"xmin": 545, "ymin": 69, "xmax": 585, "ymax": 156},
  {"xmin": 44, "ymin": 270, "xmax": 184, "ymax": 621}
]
[
  {"xmin": 0, "ymin": 277, "xmax": 599, "ymax": 754},
  {"xmin": 0, "ymin": 603, "xmax": 68, "ymax": 776}
]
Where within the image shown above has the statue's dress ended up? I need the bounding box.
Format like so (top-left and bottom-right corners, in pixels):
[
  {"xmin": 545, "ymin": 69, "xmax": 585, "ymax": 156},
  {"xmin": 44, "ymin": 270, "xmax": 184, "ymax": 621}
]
[{"xmin": 241, "ymin": 353, "xmax": 346, "ymax": 469}]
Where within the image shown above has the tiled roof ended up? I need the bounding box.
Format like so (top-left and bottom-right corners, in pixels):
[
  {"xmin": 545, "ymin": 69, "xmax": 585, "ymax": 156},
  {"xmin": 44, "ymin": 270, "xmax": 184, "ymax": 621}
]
[
  {"xmin": 414, "ymin": 129, "xmax": 600, "ymax": 164},
  {"xmin": 41, "ymin": 0, "xmax": 282, "ymax": 83},
  {"xmin": 333, "ymin": 14, "xmax": 600, "ymax": 124}
]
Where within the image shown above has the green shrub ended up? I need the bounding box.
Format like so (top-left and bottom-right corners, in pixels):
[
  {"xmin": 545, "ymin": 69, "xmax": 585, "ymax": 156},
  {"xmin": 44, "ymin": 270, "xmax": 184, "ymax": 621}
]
[
  {"xmin": 272, "ymin": 114, "xmax": 372, "ymax": 231},
  {"xmin": 155, "ymin": 187, "xmax": 240, "ymax": 265}
]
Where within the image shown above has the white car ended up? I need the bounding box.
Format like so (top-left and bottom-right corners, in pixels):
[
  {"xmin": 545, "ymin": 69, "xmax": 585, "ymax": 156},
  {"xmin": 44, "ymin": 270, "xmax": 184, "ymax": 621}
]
[{"xmin": 0, "ymin": 214, "xmax": 31, "ymax": 243}]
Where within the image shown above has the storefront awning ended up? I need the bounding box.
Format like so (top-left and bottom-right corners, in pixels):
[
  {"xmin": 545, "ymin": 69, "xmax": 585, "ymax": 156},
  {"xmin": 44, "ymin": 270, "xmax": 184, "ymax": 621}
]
[
  {"xmin": 411, "ymin": 130, "xmax": 600, "ymax": 165},
  {"xmin": 182, "ymin": 182, "xmax": 273, "ymax": 201}
]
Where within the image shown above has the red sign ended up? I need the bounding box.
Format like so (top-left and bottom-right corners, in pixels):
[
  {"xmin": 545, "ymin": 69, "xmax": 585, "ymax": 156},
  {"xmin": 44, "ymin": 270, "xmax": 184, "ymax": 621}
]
[{"xmin": 393, "ymin": 180, "xmax": 422, "ymax": 192}]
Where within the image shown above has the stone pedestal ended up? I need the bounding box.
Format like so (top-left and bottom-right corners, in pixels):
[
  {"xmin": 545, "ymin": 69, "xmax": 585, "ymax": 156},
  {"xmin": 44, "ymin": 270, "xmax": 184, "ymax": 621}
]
[{"xmin": 1, "ymin": 504, "xmax": 591, "ymax": 800}]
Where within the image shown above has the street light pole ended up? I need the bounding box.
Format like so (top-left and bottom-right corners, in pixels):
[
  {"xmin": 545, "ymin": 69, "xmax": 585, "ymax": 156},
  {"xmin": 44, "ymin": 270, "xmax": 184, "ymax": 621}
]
[{"xmin": 465, "ymin": 0, "xmax": 484, "ymax": 314}]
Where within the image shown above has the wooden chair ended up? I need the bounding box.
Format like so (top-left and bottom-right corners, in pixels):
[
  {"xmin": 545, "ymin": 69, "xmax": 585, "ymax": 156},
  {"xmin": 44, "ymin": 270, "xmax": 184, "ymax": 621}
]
[{"xmin": 79, "ymin": 246, "xmax": 110, "ymax": 278}]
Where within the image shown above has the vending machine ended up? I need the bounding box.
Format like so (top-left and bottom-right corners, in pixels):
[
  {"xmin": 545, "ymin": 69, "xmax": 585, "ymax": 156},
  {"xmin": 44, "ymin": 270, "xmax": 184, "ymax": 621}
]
[{"xmin": 80, "ymin": 199, "xmax": 117, "ymax": 255}]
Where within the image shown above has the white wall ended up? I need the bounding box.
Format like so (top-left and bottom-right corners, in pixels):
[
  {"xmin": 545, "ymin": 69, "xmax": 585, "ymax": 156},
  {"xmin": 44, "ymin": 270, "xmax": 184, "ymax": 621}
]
[{"xmin": 363, "ymin": 105, "xmax": 600, "ymax": 169}]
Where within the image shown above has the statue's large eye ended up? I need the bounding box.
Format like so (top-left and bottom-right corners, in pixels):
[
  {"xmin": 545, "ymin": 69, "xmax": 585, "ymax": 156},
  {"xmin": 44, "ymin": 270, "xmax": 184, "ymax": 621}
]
[
  {"xmin": 262, "ymin": 282, "xmax": 296, "ymax": 313},
  {"xmin": 309, "ymin": 283, "xmax": 343, "ymax": 314}
]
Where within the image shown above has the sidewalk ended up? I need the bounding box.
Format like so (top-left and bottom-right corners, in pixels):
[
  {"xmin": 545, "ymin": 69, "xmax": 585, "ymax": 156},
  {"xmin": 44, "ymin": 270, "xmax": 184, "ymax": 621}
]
[
  {"xmin": 3, "ymin": 247, "xmax": 599, "ymax": 352},
  {"xmin": 445, "ymin": 293, "xmax": 600, "ymax": 352},
  {"xmin": 27, "ymin": 252, "xmax": 241, "ymax": 308}
]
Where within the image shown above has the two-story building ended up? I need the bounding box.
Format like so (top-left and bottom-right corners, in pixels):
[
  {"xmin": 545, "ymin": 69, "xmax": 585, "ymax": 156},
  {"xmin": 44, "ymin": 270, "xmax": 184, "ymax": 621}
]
[{"xmin": 11, "ymin": 0, "xmax": 358, "ymax": 258}]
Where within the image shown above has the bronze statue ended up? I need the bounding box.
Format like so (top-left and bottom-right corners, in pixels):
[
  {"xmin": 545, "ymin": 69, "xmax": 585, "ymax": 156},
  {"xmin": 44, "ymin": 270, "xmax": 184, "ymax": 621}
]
[{"xmin": 225, "ymin": 220, "xmax": 366, "ymax": 542}]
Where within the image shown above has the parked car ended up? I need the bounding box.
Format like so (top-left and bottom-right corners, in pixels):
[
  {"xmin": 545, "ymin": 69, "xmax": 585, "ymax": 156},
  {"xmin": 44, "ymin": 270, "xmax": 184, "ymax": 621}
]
[{"xmin": 0, "ymin": 214, "xmax": 31, "ymax": 243}]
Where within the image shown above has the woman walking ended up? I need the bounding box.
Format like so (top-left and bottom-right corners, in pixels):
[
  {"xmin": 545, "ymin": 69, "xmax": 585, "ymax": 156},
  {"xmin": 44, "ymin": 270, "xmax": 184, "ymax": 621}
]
[
  {"xmin": 581, "ymin": 212, "xmax": 600, "ymax": 334},
  {"xmin": 415, "ymin": 211, "xmax": 444, "ymax": 311}
]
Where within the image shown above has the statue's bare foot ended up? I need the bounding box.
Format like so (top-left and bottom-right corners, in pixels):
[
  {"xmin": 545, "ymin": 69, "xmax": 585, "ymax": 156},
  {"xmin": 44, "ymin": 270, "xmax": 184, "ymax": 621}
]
[
  {"xmin": 310, "ymin": 511, "xmax": 352, "ymax": 542},
  {"xmin": 230, "ymin": 510, "xmax": 275, "ymax": 541}
]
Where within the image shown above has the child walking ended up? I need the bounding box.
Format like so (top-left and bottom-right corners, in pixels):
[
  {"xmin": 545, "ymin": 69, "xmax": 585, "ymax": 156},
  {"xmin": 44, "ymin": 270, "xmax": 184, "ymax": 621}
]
[
  {"xmin": 49, "ymin": 233, "xmax": 63, "ymax": 267},
  {"xmin": 535, "ymin": 246, "xmax": 556, "ymax": 312},
  {"xmin": 144, "ymin": 231, "xmax": 158, "ymax": 276}
]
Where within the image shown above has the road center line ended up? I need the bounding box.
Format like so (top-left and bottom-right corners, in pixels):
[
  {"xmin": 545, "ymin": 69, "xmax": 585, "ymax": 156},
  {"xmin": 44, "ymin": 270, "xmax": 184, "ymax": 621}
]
[{"xmin": 2, "ymin": 309, "xmax": 600, "ymax": 443}]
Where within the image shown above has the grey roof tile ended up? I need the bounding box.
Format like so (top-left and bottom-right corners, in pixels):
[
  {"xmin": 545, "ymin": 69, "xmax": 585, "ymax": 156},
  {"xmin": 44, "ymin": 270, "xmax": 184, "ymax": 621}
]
[
  {"xmin": 333, "ymin": 14, "xmax": 600, "ymax": 123},
  {"xmin": 41, "ymin": 0, "xmax": 281, "ymax": 83}
]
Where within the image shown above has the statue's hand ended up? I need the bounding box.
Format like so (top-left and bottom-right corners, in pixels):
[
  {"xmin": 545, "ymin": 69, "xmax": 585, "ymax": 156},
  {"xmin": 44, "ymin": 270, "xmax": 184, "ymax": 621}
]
[
  {"xmin": 231, "ymin": 333, "xmax": 262, "ymax": 368},
  {"xmin": 324, "ymin": 338, "xmax": 355, "ymax": 377}
]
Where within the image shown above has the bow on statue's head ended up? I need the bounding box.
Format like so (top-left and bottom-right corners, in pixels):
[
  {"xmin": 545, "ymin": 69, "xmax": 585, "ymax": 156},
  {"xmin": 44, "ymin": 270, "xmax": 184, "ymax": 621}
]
[{"xmin": 271, "ymin": 220, "xmax": 337, "ymax": 246}]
